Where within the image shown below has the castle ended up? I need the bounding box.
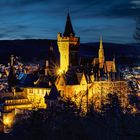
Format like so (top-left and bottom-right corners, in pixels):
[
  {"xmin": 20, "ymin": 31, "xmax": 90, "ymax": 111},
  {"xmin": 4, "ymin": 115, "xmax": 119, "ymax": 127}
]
[
  {"xmin": 55, "ymin": 13, "xmax": 129, "ymax": 112},
  {"xmin": 0, "ymin": 13, "xmax": 130, "ymax": 132}
]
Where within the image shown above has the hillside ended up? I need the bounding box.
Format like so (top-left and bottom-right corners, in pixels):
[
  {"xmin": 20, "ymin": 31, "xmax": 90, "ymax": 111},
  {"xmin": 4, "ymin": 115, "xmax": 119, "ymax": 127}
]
[{"xmin": 0, "ymin": 39, "xmax": 139, "ymax": 65}]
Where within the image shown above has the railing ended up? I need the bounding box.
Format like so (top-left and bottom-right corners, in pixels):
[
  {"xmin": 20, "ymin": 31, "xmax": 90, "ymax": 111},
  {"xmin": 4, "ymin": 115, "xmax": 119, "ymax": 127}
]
[
  {"xmin": 58, "ymin": 36, "xmax": 80, "ymax": 43},
  {"xmin": 5, "ymin": 99, "xmax": 30, "ymax": 105}
]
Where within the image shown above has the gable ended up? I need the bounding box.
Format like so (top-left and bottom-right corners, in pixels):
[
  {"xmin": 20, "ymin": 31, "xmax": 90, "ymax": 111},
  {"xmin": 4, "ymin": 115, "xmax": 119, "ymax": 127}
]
[
  {"xmin": 112, "ymin": 61, "xmax": 116, "ymax": 72},
  {"xmin": 106, "ymin": 61, "xmax": 113, "ymax": 73},
  {"xmin": 56, "ymin": 75, "xmax": 66, "ymax": 86},
  {"xmin": 80, "ymin": 73, "xmax": 87, "ymax": 85}
]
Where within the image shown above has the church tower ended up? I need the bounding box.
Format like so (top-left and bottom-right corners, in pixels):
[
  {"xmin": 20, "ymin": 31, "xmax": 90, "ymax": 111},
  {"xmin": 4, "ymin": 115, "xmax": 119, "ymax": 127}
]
[
  {"xmin": 57, "ymin": 13, "xmax": 80, "ymax": 73},
  {"xmin": 98, "ymin": 37, "xmax": 105, "ymax": 68}
]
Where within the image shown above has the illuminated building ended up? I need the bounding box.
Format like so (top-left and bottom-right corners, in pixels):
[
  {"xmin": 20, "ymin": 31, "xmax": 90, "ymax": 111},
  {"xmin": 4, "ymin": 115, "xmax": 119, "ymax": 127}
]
[
  {"xmin": 0, "ymin": 13, "xmax": 133, "ymax": 133},
  {"xmin": 92, "ymin": 37, "xmax": 116, "ymax": 81},
  {"xmin": 3, "ymin": 111, "xmax": 15, "ymax": 133},
  {"xmin": 0, "ymin": 74, "xmax": 52, "ymax": 132},
  {"xmin": 6, "ymin": 13, "xmax": 128, "ymax": 113},
  {"xmin": 56, "ymin": 13, "xmax": 129, "ymax": 112},
  {"xmin": 57, "ymin": 13, "xmax": 80, "ymax": 73}
]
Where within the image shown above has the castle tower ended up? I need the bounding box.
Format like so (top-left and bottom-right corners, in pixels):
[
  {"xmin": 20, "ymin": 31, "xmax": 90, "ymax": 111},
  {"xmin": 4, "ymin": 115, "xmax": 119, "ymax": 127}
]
[
  {"xmin": 8, "ymin": 55, "xmax": 17, "ymax": 91},
  {"xmin": 98, "ymin": 37, "xmax": 105, "ymax": 68},
  {"xmin": 57, "ymin": 13, "xmax": 80, "ymax": 73},
  {"xmin": 44, "ymin": 45, "xmax": 57, "ymax": 76}
]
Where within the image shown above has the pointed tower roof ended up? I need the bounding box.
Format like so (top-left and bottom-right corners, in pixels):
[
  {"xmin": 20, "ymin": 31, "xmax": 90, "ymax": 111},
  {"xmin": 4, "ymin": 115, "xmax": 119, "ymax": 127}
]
[
  {"xmin": 99, "ymin": 36, "xmax": 103, "ymax": 49},
  {"xmin": 63, "ymin": 13, "xmax": 75, "ymax": 37},
  {"xmin": 98, "ymin": 36, "xmax": 105, "ymax": 69}
]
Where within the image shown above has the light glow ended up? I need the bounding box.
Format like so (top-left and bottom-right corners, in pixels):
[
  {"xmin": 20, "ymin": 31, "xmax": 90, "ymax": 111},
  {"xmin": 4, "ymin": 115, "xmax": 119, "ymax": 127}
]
[
  {"xmin": 57, "ymin": 68, "xmax": 63, "ymax": 75},
  {"xmin": 3, "ymin": 116, "xmax": 13, "ymax": 127}
]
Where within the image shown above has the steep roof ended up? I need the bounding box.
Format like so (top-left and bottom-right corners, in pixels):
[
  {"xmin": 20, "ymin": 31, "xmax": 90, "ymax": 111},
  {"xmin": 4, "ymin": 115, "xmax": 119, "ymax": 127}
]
[
  {"xmin": 56, "ymin": 68, "xmax": 92, "ymax": 85},
  {"xmin": 63, "ymin": 13, "xmax": 75, "ymax": 37},
  {"xmin": 46, "ymin": 84, "xmax": 60, "ymax": 100},
  {"xmin": 18, "ymin": 74, "xmax": 51, "ymax": 88},
  {"xmin": 34, "ymin": 75, "xmax": 51, "ymax": 88},
  {"xmin": 105, "ymin": 61, "xmax": 114, "ymax": 73}
]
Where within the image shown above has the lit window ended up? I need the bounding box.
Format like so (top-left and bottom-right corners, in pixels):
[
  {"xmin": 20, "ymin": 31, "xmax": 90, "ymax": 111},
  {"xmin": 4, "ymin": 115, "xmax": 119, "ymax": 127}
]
[{"xmin": 29, "ymin": 89, "xmax": 33, "ymax": 93}]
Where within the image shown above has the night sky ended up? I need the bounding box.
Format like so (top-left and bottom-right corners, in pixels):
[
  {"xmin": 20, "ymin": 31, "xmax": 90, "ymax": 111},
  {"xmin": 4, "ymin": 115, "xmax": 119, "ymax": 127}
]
[{"xmin": 0, "ymin": 0, "xmax": 139, "ymax": 43}]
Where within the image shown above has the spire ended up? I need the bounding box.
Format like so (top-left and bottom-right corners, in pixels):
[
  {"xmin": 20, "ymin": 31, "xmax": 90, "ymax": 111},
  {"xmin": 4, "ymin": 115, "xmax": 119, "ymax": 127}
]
[
  {"xmin": 98, "ymin": 36, "xmax": 105, "ymax": 68},
  {"xmin": 100, "ymin": 36, "xmax": 103, "ymax": 49},
  {"xmin": 63, "ymin": 13, "xmax": 75, "ymax": 37}
]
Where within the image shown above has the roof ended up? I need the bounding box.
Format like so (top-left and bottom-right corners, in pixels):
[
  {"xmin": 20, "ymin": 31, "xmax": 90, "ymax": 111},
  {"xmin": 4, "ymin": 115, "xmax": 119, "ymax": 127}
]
[
  {"xmin": 18, "ymin": 74, "xmax": 51, "ymax": 88},
  {"xmin": 79, "ymin": 57, "xmax": 93, "ymax": 66},
  {"xmin": 45, "ymin": 84, "xmax": 60, "ymax": 100},
  {"xmin": 18, "ymin": 74, "xmax": 38, "ymax": 87},
  {"xmin": 64, "ymin": 72, "xmax": 79, "ymax": 85},
  {"xmin": 105, "ymin": 61, "xmax": 113, "ymax": 73},
  {"xmin": 56, "ymin": 67, "xmax": 92, "ymax": 85},
  {"xmin": 63, "ymin": 13, "xmax": 75, "ymax": 37}
]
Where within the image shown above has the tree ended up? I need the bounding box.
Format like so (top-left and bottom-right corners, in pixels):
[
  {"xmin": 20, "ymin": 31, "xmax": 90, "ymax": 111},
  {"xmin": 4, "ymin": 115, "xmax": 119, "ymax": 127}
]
[
  {"xmin": 134, "ymin": 17, "xmax": 140, "ymax": 45},
  {"xmin": 12, "ymin": 99, "xmax": 89, "ymax": 140},
  {"xmin": 101, "ymin": 93, "xmax": 122, "ymax": 117}
]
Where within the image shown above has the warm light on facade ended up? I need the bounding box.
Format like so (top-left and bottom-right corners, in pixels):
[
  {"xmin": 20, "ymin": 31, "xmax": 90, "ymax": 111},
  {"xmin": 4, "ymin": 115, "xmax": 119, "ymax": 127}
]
[
  {"xmin": 57, "ymin": 32, "xmax": 79, "ymax": 73},
  {"xmin": 3, "ymin": 113, "xmax": 14, "ymax": 128},
  {"xmin": 4, "ymin": 117, "xmax": 11, "ymax": 126}
]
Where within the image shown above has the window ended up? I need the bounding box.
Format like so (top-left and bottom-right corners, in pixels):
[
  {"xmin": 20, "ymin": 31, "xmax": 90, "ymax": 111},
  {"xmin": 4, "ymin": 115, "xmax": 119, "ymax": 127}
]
[{"xmin": 29, "ymin": 89, "xmax": 33, "ymax": 93}]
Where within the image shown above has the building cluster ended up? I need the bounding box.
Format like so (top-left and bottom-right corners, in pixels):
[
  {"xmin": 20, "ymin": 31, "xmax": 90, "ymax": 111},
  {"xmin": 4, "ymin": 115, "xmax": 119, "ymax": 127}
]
[
  {"xmin": 122, "ymin": 66, "xmax": 140, "ymax": 95},
  {"xmin": 0, "ymin": 13, "xmax": 135, "ymax": 133}
]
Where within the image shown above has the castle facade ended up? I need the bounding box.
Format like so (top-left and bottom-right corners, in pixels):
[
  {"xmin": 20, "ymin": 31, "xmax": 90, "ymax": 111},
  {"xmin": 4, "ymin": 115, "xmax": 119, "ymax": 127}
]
[{"xmin": 56, "ymin": 13, "xmax": 129, "ymax": 112}]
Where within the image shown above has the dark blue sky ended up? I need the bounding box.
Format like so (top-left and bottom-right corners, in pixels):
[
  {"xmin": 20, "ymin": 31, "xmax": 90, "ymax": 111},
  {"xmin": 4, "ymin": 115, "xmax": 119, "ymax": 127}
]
[{"xmin": 0, "ymin": 0, "xmax": 139, "ymax": 43}]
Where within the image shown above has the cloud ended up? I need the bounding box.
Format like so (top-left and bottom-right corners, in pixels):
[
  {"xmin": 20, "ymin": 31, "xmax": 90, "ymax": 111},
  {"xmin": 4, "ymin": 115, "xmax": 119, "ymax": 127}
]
[
  {"xmin": 0, "ymin": 0, "xmax": 48, "ymax": 7},
  {"xmin": 70, "ymin": 0, "xmax": 140, "ymax": 18},
  {"xmin": 0, "ymin": 0, "xmax": 138, "ymax": 43}
]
